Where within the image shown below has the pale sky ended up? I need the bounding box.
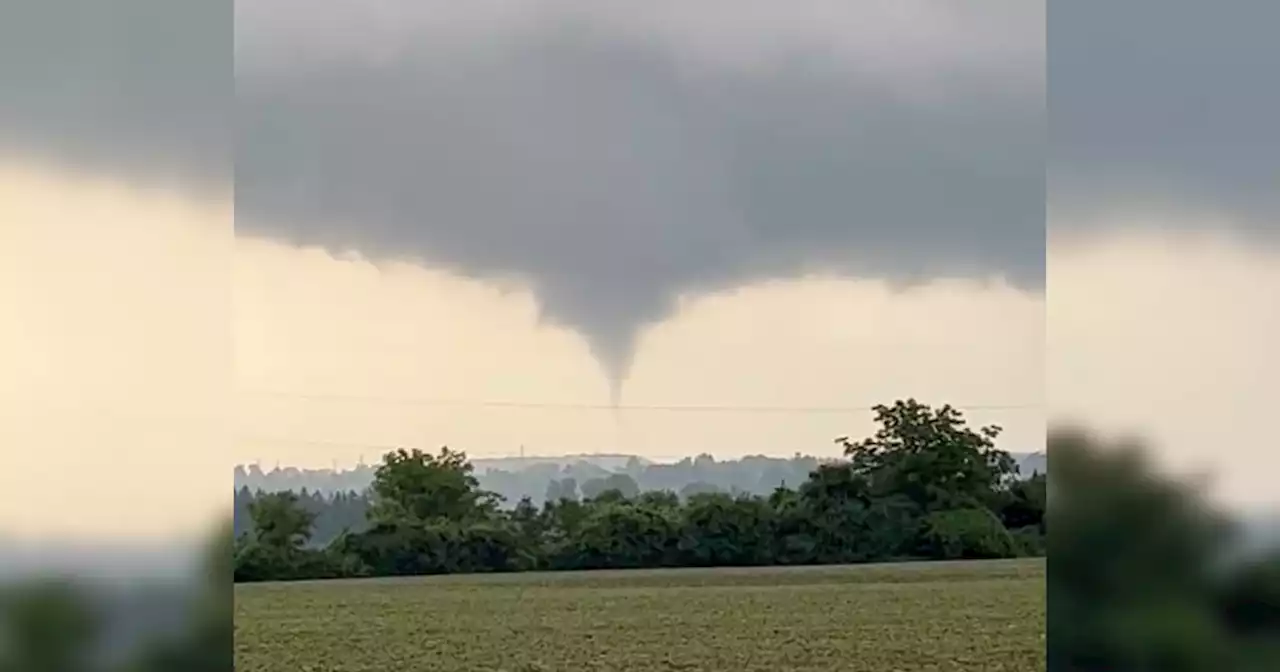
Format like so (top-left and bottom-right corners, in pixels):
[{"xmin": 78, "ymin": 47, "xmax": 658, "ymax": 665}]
[
  {"xmin": 3, "ymin": 160, "xmax": 1046, "ymax": 541},
  {"xmin": 0, "ymin": 162, "xmax": 232, "ymax": 540},
  {"xmin": 9, "ymin": 157, "xmax": 1280, "ymax": 537},
  {"xmin": 5, "ymin": 0, "xmax": 1279, "ymax": 543},
  {"xmin": 232, "ymin": 236, "xmax": 1045, "ymax": 465}
]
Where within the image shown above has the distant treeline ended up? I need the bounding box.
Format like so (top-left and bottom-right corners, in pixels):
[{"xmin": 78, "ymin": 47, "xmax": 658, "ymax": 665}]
[
  {"xmin": 234, "ymin": 400, "xmax": 1047, "ymax": 582},
  {"xmin": 235, "ymin": 488, "xmax": 370, "ymax": 547},
  {"xmin": 235, "ymin": 449, "xmax": 1048, "ymax": 510}
]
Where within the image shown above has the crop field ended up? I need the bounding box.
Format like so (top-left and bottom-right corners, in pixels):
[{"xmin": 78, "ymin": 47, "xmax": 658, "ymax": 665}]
[{"xmin": 235, "ymin": 558, "xmax": 1045, "ymax": 671}]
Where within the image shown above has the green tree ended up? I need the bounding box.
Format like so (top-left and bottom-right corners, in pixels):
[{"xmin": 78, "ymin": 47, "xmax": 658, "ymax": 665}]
[
  {"xmin": 996, "ymin": 472, "xmax": 1047, "ymax": 531},
  {"xmin": 369, "ymin": 447, "xmax": 500, "ymax": 525},
  {"xmin": 235, "ymin": 491, "xmax": 329, "ymax": 582},
  {"xmin": 837, "ymin": 399, "xmax": 1016, "ymax": 513},
  {"xmin": 571, "ymin": 500, "xmax": 679, "ymax": 569},
  {"xmin": 247, "ymin": 491, "xmax": 315, "ymax": 550},
  {"xmin": 919, "ymin": 508, "xmax": 1018, "ymax": 560},
  {"xmin": 678, "ymin": 493, "xmax": 774, "ymax": 566},
  {"xmin": 991, "ymin": 471, "xmax": 1046, "ymax": 554},
  {"xmin": 235, "ymin": 399, "xmax": 1054, "ymax": 583}
]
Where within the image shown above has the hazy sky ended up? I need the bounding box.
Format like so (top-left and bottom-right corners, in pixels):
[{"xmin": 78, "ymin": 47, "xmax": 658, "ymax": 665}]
[
  {"xmin": 0, "ymin": 162, "xmax": 231, "ymax": 540},
  {"xmin": 3, "ymin": 0, "xmax": 1279, "ymax": 541}
]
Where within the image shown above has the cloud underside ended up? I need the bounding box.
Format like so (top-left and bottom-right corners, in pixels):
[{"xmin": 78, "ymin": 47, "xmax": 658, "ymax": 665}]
[
  {"xmin": 233, "ymin": 23, "xmax": 1044, "ymax": 390},
  {"xmin": 35, "ymin": 2, "xmax": 1280, "ymax": 390},
  {"xmin": 7, "ymin": 0, "xmax": 1275, "ymax": 236},
  {"xmin": 0, "ymin": 0, "xmax": 230, "ymax": 192},
  {"xmin": 4, "ymin": 0, "xmax": 1049, "ymax": 394},
  {"xmin": 1049, "ymin": 0, "xmax": 1280, "ymax": 235}
]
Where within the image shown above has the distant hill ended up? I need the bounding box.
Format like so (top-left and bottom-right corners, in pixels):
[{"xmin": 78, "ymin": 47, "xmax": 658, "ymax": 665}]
[
  {"xmin": 235, "ymin": 451, "xmax": 1048, "ymax": 505},
  {"xmin": 1017, "ymin": 451, "xmax": 1047, "ymax": 476},
  {"xmin": 1238, "ymin": 510, "xmax": 1280, "ymax": 555},
  {"xmin": 472, "ymin": 453, "xmax": 652, "ymax": 472}
]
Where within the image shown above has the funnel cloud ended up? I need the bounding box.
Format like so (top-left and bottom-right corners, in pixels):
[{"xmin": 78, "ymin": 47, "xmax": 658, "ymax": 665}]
[
  {"xmin": 233, "ymin": 1, "xmax": 1044, "ymax": 398},
  {"xmin": 5, "ymin": 1, "xmax": 1046, "ymax": 401}
]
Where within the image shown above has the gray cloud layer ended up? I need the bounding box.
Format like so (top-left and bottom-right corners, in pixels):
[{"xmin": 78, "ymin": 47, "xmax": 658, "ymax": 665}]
[
  {"xmin": 234, "ymin": 3, "xmax": 1044, "ymax": 396},
  {"xmin": 0, "ymin": 0, "xmax": 229, "ymax": 193},
  {"xmin": 4, "ymin": 1, "xmax": 1046, "ymax": 397},
  {"xmin": 1050, "ymin": 0, "xmax": 1280, "ymax": 236}
]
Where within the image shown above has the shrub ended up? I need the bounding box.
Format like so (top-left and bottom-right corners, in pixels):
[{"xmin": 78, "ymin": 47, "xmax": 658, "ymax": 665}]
[{"xmin": 920, "ymin": 508, "xmax": 1018, "ymax": 560}]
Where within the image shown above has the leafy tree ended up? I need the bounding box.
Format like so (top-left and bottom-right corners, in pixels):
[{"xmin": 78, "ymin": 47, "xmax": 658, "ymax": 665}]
[
  {"xmin": 247, "ymin": 491, "xmax": 315, "ymax": 550},
  {"xmin": 509, "ymin": 496, "xmax": 547, "ymax": 568},
  {"xmin": 235, "ymin": 491, "xmax": 343, "ymax": 582},
  {"xmin": 234, "ymin": 399, "xmax": 1052, "ymax": 583},
  {"xmin": 919, "ymin": 508, "xmax": 1018, "ymax": 560},
  {"xmin": 369, "ymin": 447, "xmax": 500, "ymax": 525},
  {"xmin": 570, "ymin": 500, "xmax": 680, "ymax": 569},
  {"xmin": 994, "ymin": 472, "xmax": 1047, "ymax": 532},
  {"xmin": 838, "ymin": 399, "xmax": 1016, "ymax": 513},
  {"xmin": 679, "ymin": 493, "xmax": 774, "ymax": 566}
]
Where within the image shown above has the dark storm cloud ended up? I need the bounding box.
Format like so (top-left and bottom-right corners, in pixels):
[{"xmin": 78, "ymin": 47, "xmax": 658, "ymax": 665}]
[
  {"xmin": 0, "ymin": 0, "xmax": 227, "ymax": 193},
  {"xmin": 1050, "ymin": 0, "xmax": 1280, "ymax": 237},
  {"xmin": 0, "ymin": 0, "xmax": 229, "ymax": 193},
  {"xmin": 234, "ymin": 4, "xmax": 1044, "ymax": 396},
  {"xmin": 1, "ymin": 1, "xmax": 1044, "ymax": 398}
]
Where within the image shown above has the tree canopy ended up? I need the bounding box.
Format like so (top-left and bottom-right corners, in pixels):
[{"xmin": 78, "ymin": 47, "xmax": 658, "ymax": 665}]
[{"xmin": 234, "ymin": 399, "xmax": 1047, "ymax": 581}]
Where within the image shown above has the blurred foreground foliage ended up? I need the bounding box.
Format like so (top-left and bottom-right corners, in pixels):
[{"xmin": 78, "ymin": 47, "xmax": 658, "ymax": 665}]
[
  {"xmin": 0, "ymin": 523, "xmax": 230, "ymax": 672},
  {"xmin": 1048, "ymin": 428, "xmax": 1280, "ymax": 671}
]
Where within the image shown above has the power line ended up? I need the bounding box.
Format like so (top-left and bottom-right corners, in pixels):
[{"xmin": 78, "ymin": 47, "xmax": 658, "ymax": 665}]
[
  {"xmin": 238, "ymin": 389, "xmax": 1041, "ymax": 415},
  {"xmin": 234, "ymin": 436, "xmax": 681, "ymax": 464},
  {"xmin": 236, "ymin": 436, "xmax": 426, "ymax": 452},
  {"xmin": 232, "ymin": 436, "xmax": 851, "ymax": 469}
]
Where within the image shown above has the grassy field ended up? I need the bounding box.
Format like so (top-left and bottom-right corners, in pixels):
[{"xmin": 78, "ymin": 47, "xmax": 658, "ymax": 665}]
[{"xmin": 235, "ymin": 558, "xmax": 1045, "ymax": 671}]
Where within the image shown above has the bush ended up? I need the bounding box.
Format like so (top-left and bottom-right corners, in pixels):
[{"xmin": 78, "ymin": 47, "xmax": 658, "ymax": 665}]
[
  {"xmin": 920, "ymin": 508, "xmax": 1018, "ymax": 560},
  {"xmin": 1012, "ymin": 525, "xmax": 1046, "ymax": 557}
]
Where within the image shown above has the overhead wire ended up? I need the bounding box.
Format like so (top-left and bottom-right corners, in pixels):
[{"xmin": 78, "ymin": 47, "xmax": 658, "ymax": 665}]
[{"xmin": 238, "ymin": 389, "xmax": 1041, "ymax": 415}]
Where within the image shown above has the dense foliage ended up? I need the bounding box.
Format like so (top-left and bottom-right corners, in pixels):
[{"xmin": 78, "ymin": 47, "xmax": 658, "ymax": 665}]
[{"xmin": 234, "ymin": 400, "xmax": 1048, "ymax": 582}]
